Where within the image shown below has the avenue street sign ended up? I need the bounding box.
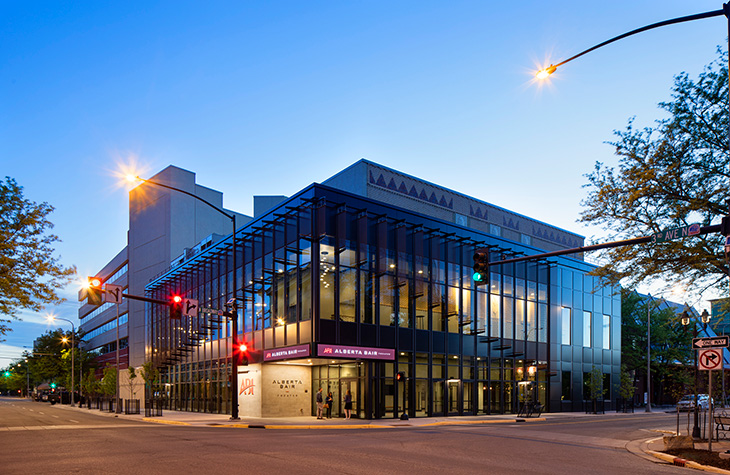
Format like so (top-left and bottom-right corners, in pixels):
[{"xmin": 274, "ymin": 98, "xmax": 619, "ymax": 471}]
[
  {"xmin": 653, "ymin": 223, "xmax": 701, "ymax": 243},
  {"xmin": 693, "ymin": 336, "xmax": 730, "ymax": 349}
]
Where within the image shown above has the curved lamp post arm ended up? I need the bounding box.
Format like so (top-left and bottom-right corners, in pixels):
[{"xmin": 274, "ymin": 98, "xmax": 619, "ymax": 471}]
[
  {"xmin": 538, "ymin": 8, "xmax": 726, "ymax": 77},
  {"xmin": 133, "ymin": 176, "xmax": 235, "ymax": 221}
]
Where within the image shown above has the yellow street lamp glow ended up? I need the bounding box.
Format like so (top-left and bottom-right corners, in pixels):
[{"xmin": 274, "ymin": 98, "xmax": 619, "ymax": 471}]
[
  {"xmin": 535, "ymin": 65, "xmax": 557, "ymax": 79},
  {"xmin": 126, "ymin": 174, "xmax": 140, "ymax": 184},
  {"xmin": 61, "ymin": 336, "xmax": 68, "ymax": 344}
]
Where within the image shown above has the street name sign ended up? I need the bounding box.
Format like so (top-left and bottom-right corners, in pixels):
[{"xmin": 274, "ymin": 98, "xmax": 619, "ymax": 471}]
[
  {"xmin": 699, "ymin": 348, "xmax": 723, "ymax": 371},
  {"xmin": 653, "ymin": 223, "xmax": 701, "ymax": 243},
  {"xmin": 693, "ymin": 336, "xmax": 729, "ymax": 349}
]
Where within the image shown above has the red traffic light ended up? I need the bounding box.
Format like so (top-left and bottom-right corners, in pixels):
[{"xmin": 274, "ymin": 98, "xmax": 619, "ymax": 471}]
[
  {"xmin": 86, "ymin": 276, "xmax": 103, "ymax": 305},
  {"xmin": 170, "ymin": 295, "xmax": 183, "ymax": 319},
  {"xmin": 235, "ymin": 341, "xmax": 249, "ymax": 365}
]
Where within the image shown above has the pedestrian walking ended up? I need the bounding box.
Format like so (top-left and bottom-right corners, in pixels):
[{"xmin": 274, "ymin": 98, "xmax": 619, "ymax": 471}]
[
  {"xmin": 325, "ymin": 392, "xmax": 334, "ymax": 419},
  {"xmin": 316, "ymin": 387, "xmax": 324, "ymax": 419},
  {"xmin": 344, "ymin": 389, "xmax": 352, "ymax": 419}
]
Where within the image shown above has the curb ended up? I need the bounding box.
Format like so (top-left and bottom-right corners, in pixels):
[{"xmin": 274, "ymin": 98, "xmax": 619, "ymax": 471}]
[
  {"xmin": 639, "ymin": 437, "xmax": 730, "ymax": 474},
  {"xmin": 142, "ymin": 418, "xmax": 190, "ymax": 426},
  {"xmin": 195, "ymin": 417, "xmax": 546, "ymax": 430}
]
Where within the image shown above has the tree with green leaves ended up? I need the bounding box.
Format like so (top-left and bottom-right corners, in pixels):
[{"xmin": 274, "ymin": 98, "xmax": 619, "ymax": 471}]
[
  {"xmin": 621, "ymin": 289, "xmax": 694, "ymax": 403},
  {"xmin": 127, "ymin": 366, "xmax": 138, "ymax": 399},
  {"xmin": 0, "ymin": 177, "xmax": 76, "ymax": 339},
  {"xmin": 139, "ymin": 360, "xmax": 159, "ymax": 401},
  {"xmin": 580, "ymin": 49, "xmax": 729, "ymax": 298},
  {"xmin": 82, "ymin": 368, "xmax": 100, "ymax": 398},
  {"xmin": 100, "ymin": 365, "xmax": 117, "ymax": 398}
]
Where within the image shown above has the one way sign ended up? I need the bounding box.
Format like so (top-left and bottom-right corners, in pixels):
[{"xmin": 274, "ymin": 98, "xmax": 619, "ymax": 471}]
[{"xmin": 693, "ymin": 336, "xmax": 729, "ymax": 350}]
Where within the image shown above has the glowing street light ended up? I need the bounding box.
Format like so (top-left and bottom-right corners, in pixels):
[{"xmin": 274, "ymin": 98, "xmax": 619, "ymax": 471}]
[{"xmin": 46, "ymin": 314, "xmax": 76, "ymax": 407}]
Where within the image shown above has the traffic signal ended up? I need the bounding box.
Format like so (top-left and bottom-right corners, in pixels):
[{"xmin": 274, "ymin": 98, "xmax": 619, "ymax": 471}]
[
  {"xmin": 3, "ymin": 371, "xmax": 9, "ymax": 377},
  {"xmin": 87, "ymin": 276, "xmax": 103, "ymax": 305},
  {"xmin": 396, "ymin": 371, "xmax": 406, "ymax": 382},
  {"xmin": 50, "ymin": 382, "xmax": 56, "ymax": 389},
  {"xmin": 170, "ymin": 295, "xmax": 183, "ymax": 319},
  {"xmin": 236, "ymin": 342, "xmax": 249, "ymax": 366},
  {"xmin": 472, "ymin": 248, "xmax": 489, "ymax": 285}
]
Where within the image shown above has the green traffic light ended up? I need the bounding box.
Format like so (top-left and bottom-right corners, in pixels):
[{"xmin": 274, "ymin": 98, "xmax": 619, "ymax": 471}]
[
  {"xmin": 3, "ymin": 371, "xmax": 9, "ymax": 377},
  {"xmin": 50, "ymin": 382, "xmax": 56, "ymax": 388},
  {"xmin": 472, "ymin": 272, "xmax": 483, "ymax": 282}
]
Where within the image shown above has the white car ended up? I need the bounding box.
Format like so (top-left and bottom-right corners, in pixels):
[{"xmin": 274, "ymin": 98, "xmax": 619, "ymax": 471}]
[{"xmin": 677, "ymin": 394, "xmax": 712, "ymax": 411}]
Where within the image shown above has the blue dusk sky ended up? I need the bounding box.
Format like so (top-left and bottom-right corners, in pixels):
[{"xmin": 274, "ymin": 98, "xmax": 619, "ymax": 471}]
[{"xmin": 1, "ymin": 1, "xmax": 725, "ymax": 363}]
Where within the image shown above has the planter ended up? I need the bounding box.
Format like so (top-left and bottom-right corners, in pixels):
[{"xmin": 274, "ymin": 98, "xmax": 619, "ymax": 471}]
[{"xmin": 664, "ymin": 435, "xmax": 694, "ymax": 450}]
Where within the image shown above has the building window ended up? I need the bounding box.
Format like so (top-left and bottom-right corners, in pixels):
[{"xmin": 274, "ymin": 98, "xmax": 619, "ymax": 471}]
[
  {"xmin": 561, "ymin": 307, "xmax": 571, "ymax": 345},
  {"xmin": 583, "ymin": 311, "xmax": 591, "ymax": 347},
  {"xmin": 561, "ymin": 371, "xmax": 571, "ymax": 401},
  {"xmin": 520, "ymin": 234, "xmax": 531, "ymax": 246},
  {"xmin": 603, "ymin": 315, "xmax": 611, "ymax": 349},
  {"xmin": 489, "ymin": 224, "xmax": 501, "ymax": 237}
]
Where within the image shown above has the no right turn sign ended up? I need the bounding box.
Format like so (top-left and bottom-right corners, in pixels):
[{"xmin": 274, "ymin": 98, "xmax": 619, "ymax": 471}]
[{"xmin": 699, "ymin": 348, "xmax": 723, "ymax": 371}]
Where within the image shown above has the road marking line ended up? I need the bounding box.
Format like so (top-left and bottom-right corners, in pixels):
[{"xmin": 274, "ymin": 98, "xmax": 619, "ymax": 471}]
[
  {"xmin": 52, "ymin": 415, "xmax": 59, "ymax": 418},
  {"xmin": 69, "ymin": 419, "xmax": 79, "ymax": 423}
]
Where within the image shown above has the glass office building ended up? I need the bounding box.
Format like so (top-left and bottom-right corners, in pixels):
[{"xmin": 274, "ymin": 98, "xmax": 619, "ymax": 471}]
[{"xmin": 145, "ymin": 163, "xmax": 620, "ymax": 419}]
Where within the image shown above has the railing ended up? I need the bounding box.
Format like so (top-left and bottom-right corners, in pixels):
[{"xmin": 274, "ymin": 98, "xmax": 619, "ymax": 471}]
[
  {"xmin": 145, "ymin": 398, "xmax": 163, "ymax": 417},
  {"xmin": 124, "ymin": 399, "xmax": 140, "ymax": 415}
]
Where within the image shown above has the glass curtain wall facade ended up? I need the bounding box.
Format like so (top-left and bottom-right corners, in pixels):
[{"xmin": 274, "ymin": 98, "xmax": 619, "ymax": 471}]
[{"xmin": 146, "ymin": 184, "xmax": 620, "ymax": 417}]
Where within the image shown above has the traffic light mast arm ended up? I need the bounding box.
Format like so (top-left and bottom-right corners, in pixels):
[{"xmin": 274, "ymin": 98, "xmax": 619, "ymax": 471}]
[
  {"xmin": 490, "ymin": 224, "xmax": 721, "ymax": 267},
  {"xmin": 120, "ymin": 292, "xmax": 174, "ymax": 307}
]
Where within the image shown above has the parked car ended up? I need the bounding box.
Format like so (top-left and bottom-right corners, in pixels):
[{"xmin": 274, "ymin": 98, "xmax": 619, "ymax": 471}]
[{"xmin": 677, "ymin": 394, "xmax": 713, "ymax": 411}]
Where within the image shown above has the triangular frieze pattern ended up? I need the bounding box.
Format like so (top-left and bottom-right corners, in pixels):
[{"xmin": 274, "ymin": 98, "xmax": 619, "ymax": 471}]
[{"xmin": 369, "ymin": 171, "xmax": 454, "ymax": 209}]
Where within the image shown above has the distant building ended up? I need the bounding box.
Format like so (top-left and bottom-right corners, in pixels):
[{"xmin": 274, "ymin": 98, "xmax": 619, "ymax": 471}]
[{"xmin": 78, "ymin": 166, "xmax": 251, "ymax": 377}]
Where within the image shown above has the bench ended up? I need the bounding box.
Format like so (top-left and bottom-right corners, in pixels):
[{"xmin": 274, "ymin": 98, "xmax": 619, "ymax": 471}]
[{"xmin": 714, "ymin": 413, "xmax": 730, "ymax": 440}]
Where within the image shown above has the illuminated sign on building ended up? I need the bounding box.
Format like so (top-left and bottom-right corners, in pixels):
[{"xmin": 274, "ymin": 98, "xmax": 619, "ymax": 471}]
[
  {"xmin": 317, "ymin": 344, "xmax": 395, "ymax": 360},
  {"xmin": 263, "ymin": 344, "xmax": 311, "ymax": 362}
]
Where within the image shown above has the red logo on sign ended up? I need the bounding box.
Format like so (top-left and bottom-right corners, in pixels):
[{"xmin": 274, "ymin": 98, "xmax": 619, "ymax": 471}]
[
  {"xmin": 323, "ymin": 347, "xmax": 332, "ymax": 354},
  {"xmin": 240, "ymin": 378, "xmax": 255, "ymax": 396}
]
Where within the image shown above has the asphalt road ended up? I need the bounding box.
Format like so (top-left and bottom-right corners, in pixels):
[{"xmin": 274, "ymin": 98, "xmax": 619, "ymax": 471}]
[{"xmin": 0, "ymin": 397, "xmax": 686, "ymax": 474}]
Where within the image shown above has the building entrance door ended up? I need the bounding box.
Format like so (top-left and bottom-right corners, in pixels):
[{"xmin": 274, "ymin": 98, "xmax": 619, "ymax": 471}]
[
  {"xmin": 339, "ymin": 379, "xmax": 358, "ymax": 418},
  {"xmin": 448, "ymin": 380, "xmax": 461, "ymax": 415}
]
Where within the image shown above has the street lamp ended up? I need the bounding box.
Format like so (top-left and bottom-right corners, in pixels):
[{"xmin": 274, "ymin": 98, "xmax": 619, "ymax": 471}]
[
  {"xmin": 681, "ymin": 308, "xmax": 711, "ymax": 439},
  {"xmin": 535, "ymin": 6, "xmax": 730, "ymax": 232},
  {"xmin": 126, "ymin": 174, "xmax": 241, "ymax": 420},
  {"xmin": 535, "ymin": 8, "xmax": 729, "ymax": 83},
  {"xmin": 46, "ymin": 315, "xmax": 76, "ymax": 407}
]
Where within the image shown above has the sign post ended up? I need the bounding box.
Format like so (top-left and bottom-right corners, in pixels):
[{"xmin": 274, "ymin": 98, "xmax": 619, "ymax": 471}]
[{"xmin": 699, "ymin": 348, "xmax": 723, "ymax": 451}]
